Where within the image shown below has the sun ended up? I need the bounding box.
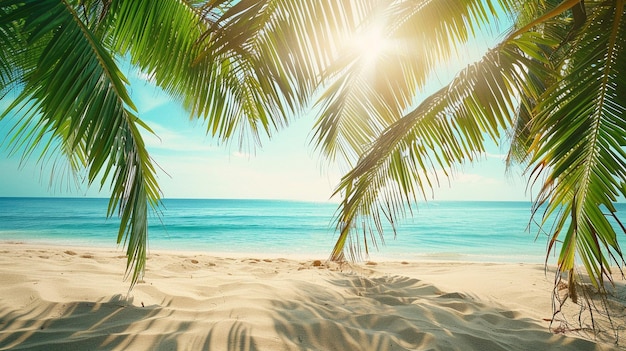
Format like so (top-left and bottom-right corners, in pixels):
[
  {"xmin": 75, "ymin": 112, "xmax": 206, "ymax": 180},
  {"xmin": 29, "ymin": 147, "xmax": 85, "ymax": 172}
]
[{"xmin": 350, "ymin": 22, "xmax": 391, "ymax": 67}]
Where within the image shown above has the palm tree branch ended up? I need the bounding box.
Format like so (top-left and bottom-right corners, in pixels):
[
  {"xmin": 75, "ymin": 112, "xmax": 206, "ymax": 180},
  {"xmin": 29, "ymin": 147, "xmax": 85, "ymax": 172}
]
[
  {"xmin": 313, "ymin": 0, "xmax": 513, "ymax": 167},
  {"xmin": 330, "ymin": 34, "xmax": 553, "ymax": 260},
  {"xmin": 509, "ymin": 0, "xmax": 583, "ymax": 38},
  {"xmin": 1, "ymin": 0, "xmax": 160, "ymax": 288},
  {"xmin": 529, "ymin": 0, "xmax": 626, "ymax": 290}
]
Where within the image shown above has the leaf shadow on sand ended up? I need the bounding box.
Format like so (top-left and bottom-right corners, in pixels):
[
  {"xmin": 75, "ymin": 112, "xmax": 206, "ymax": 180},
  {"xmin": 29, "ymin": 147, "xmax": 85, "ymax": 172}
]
[
  {"xmin": 0, "ymin": 293, "xmax": 259, "ymax": 351},
  {"xmin": 1, "ymin": 295, "xmax": 167, "ymax": 350},
  {"xmin": 267, "ymin": 273, "xmax": 611, "ymax": 351},
  {"xmin": 0, "ymin": 265, "xmax": 621, "ymax": 350}
]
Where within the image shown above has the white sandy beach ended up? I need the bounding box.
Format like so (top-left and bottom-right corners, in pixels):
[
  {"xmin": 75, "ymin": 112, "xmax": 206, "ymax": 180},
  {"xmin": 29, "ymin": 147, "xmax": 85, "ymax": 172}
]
[{"xmin": 0, "ymin": 242, "xmax": 624, "ymax": 350}]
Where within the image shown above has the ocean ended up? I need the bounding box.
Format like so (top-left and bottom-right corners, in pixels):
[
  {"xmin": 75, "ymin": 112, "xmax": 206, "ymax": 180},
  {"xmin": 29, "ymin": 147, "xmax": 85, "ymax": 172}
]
[{"xmin": 1, "ymin": 197, "xmax": 625, "ymax": 264}]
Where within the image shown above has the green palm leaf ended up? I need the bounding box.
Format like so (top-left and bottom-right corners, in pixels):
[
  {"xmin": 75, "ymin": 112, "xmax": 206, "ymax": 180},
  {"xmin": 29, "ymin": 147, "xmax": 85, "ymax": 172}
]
[
  {"xmin": 326, "ymin": 0, "xmax": 626, "ymax": 311},
  {"xmin": 1, "ymin": 0, "xmax": 159, "ymax": 287},
  {"xmin": 0, "ymin": 3, "xmax": 18, "ymax": 93},
  {"xmin": 191, "ymin": 0, "xmax": 372, "ymax": 149},
  {"xmin": 528, "ymin": 0, "xmax": 626, "ymax": 298},
  {"xmin": 329, "ymin": 32, "xmax": 552, "ymax": 260},
  {"xmin": 109, "ymin": 0, "xmax": 298, "ymax": 150},
  {"xmin": 312, "ymin": 0, "xmax": 514, "ymax": 167}
]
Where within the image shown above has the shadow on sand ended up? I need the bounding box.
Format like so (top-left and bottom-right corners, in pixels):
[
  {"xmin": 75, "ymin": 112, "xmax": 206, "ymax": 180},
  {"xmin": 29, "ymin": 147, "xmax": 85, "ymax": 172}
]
[
  {"xmin": 268, "ymin": 274, "xmax": 616, "ymax": 350},
  {"xmin": 0, "ymin": 293, "xmax": 258, "ymax": 351},
  {"xmin": 1, "ymin": 271, "xmax": 621, "ymax": 351}
]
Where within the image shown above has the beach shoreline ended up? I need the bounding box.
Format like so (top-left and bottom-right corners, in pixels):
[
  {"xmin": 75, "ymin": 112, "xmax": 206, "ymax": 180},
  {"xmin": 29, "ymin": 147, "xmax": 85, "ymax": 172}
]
[{"xmin": 0, "ymin": 242, "xmax": 624, "ymax": 350}]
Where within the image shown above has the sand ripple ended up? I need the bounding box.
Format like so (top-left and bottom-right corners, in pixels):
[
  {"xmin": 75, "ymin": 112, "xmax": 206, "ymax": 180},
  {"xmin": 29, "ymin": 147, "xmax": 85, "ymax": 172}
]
[{"xmin": 0, "ymin": 243, "xmax": 622, "ymax": 350}]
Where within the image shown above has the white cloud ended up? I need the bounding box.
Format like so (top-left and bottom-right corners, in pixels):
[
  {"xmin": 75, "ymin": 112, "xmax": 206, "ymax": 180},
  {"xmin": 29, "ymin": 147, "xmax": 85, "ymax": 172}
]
[
  {"xmin": 135, "ymin": 92, "xmax": 171, "ymax": 114},
  {"xmin": 141, "ymin": 122, "xmax": 218, "ymax": 153},
  {"xmin": 123, "ymin": 65, "xmax": 171, "ymax": 113},
  {"xmin": 231, "ymin": 151, "xmax": 253, "ymax": 159},
  {"xmin": 484, "ymin": 152, "xmax": 507, "ymax": 161}
]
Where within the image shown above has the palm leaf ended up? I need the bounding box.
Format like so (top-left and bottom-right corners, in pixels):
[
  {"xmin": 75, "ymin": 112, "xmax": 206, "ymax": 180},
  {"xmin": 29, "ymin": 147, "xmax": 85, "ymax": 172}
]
[
  {"xmin": 312, "ymin": 0, "xmax": 515, "ymax": 167},
  {"xmin": 0, "ymin": 3, "xmax": 19, "ymax": 93},
  {"xmin": 528, "ymin": 0, "xmax": 626, "ymax": 296},
  {"xmin": 109, "ymin": 0, "xmax": 280, "ymax": 150},
  {"xmin": 190, "ymin": 0, "xmax": 371, "ymax": 150},
  {"xmin": 1, "ymin": 0, "xmax": 160, "ymax": 287},
  {"xmin": 108, "ymin": 0, "xmax": 359, "ymax": 151},
  {"xmin": 330, "ymin": 32, "xmax": 553, "ymax": 260}
]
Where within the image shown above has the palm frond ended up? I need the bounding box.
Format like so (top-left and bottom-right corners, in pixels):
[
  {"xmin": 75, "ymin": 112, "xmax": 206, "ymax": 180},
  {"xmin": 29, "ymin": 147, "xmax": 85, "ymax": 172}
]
[
  {"xmin": 0, "ymin": 4, "xmax": 17, "ymax": 93},
  {"xmin": 312, "ymin": 0, "xmax": 514, "ymax": 167},
  {"xmin": 528, "ymin": 0, "xmax": 626, "ymax": 296},
  {"xmin": 110, "ymin": 0, "xmax": 278, "ymax": 151},
  {"xmin": 108, "ymin": 0, "xmax": 361, "ymax": 151},
  {"xmin": 330, "ymin": 32, "xmax": 553, "ymax": 260},
  {"xmin": 189, "ymin": 0, "xmax": 372, "ymax": 150},
  {"xmin": 504, "ymin": 0, "xmax": 572, "ymax": 167},
  {"xmin": 1, "ymin": 0, "xmax": 160, "ymax": 287},
  {"xmin": 0, "ymin": 1, "xmax": 35, "ymax": 96}
]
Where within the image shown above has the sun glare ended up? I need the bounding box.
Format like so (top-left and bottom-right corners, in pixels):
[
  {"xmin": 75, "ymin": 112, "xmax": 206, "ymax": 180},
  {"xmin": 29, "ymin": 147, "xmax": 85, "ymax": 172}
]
[{"xmin": 351, "ymin": 23, "xmax": 391, "ymax": 67}]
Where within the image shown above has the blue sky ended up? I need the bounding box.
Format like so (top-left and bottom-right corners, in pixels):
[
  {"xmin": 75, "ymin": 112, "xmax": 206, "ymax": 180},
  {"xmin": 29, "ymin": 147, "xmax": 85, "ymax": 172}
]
[{"xmin": 0, "ymin": 21, "xmax": 533, "ymax": 203}]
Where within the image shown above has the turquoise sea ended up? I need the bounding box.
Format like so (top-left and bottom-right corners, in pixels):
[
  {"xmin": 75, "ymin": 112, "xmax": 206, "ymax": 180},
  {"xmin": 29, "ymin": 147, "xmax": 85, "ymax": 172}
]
[{"xmin": 1, "ymin": 197, "xmax": 625, "ymax": 263}]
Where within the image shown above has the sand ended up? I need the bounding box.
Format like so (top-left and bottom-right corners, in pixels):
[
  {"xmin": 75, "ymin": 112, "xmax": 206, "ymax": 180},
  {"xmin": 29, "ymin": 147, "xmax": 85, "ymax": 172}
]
[{"xmin": 0, "ymin": 242, "xmax": 624, "ymax": 351}]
